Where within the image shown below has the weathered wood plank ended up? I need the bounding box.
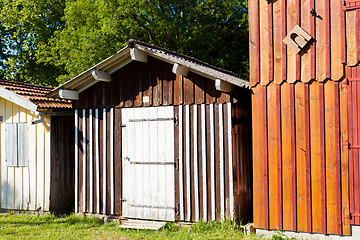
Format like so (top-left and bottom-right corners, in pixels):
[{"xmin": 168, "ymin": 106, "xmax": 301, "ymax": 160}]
[
  {"xmin": 252, "ymin": 85, "xmax": 265, "ymax": 228},
  {"xmin": 300, "ymin": 0, "xmax": 312, "ymax": 83},
  {"xmin": 324, "ymin": 81, "xmax": 337, "ymax": 234},
  {"xmin": 249, "ymin": 0, "xmax": 259, "ymax": 86},
  {"xmin": 267, "ymin": 83, "xmax": 279, "ymax": 229},
  {"xmin": 315, "ymin": 0, "xmax": 327, "ymax": 81},
  {"xmin": 273, "ymin": 0, "xmax": 283, "ymax": 84},
  {"xmin": 295, "ymin": 82, "xmax": 307, "ymax": 232},
  {"xmin": 346, "ymin": 10, "xmax": 358, "ymax": 66},
  {"xmin": 330, "ymin": 0, "xmax": 344, "ymax": 80},
  {"xmin": 281, "ymin": 82, "xmax": 294, "ymax": 231},
  {"xmin": 286, "ymin": 0, "xmax": 297, "ymax": 83},
  {"xmin": 260, "ymin": 0, "xmax": 270, "ymax": 85}
]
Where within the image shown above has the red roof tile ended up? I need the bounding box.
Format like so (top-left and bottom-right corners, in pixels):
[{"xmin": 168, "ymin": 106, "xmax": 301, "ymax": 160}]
[{"xmin": 0, "ymin": 80, "xmax": 72, "ymax": 109}]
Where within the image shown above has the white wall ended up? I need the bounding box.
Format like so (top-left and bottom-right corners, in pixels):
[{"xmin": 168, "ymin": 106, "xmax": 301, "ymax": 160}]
[{"xmin": 0, "ymin": 97, "xmax": 51, "ymax": 211}]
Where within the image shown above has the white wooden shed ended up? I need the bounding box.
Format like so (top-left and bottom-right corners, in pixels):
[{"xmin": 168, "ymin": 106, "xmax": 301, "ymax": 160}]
[{"xmin": 0, "ymin": 80, "xmax": 74, "ymax": 213}]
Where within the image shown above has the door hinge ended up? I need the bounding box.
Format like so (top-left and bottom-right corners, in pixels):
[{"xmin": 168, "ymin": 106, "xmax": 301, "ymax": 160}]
[
  {"xmin": 175, "ymin": 203, "xmax": 180, "ymax": 216},
  {"xmin": 119, "ymin": 198, "xmax": 127, "ymax": 202},
  {"xmin": 120, "ymin": 124, "xmax": 126, "ymax": 127},
  {"xmin": 174, "ymin": 114, "xmax": 179, "ymax": 126},
  {"xmin": 175, "ymin": 158, "xmax": 179, "ymax": 171}
]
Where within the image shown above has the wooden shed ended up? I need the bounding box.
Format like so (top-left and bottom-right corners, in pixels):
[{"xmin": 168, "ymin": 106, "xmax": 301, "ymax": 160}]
[
  {"xmin": 249, "ymin": 0, "xmax": 360, "ymax": 237},
  {"xmin": 0, "ymin": 80, "xmax": 74, "ymax": 213},
  {"xmin": 48, "ymin": 40, "xmax": 252, "ymax": 222}
]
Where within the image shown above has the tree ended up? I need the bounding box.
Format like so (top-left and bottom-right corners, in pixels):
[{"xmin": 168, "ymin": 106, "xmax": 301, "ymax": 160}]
[
  {"xmin": 1, "ymin": 0, "xmax": 249, "ymax": 86},
  {"xmin": 39, "ymin": 0, "xmax": 249, "ymax": 85},
  {"xmin": 0, "ymin": 0, "xmax": 66, "ymax": 86}
]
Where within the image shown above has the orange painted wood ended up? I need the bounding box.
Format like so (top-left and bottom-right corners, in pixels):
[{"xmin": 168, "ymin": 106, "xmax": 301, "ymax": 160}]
[
  {"xmin": 249, "ymin": 0, "xmax": 259, "ymax": 86},
  {"xmin": 295, "ymin": 82, "xmax": 308, "ymax": 232},
  {"xmin": 300, "ymin": 0, "xmax": 312, "ymax": 83},
  {"xmin": 330, "ymin": 0, "xmax": 344, "ymax": 80},
  {"xmin": 316, "ymin": 0, "xmax": 327, "ymax": 82},
  {"xmin": 309, "ymin": 81, "xmax": 323, "ymax": 233},
  {"xmin": 273, "ymin": 0, "xmax": 283, "ymax": 85},
  {"xmin": 286, "ymin": 0, "xmax": 297, "ymax": 83},
  {"xmin": 260, "ymin": 0, "xmax": 270, "ymax": 85},
  {"xmin": 267, "ymin": 83, "xmax": 279, "ymax": 229},
  {"xmin": 340, "ymin": 79, "xmax": 351, "ymax": 235},
  {"xmin": 324, "ymin": 81, "xmax": 337, "ymax": 234},
  {"xmin": 281, "ymin": 82, "xmax": 295, "ymax": 230},
  {"xmin": 346, "ymin": 10, "xmax": 358, "ymax": 66},
  {"xmin": 252, "ymin": 85, "xmax": 266, "ymax": 228}
]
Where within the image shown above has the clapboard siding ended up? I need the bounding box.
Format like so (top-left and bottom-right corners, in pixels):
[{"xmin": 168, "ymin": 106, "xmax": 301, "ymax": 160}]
[
  {"xmin": 0, "ymin": 98, "xmax": 50, "ymax": 211},
  {"xmin": 249, "ymin": 0, "xmax": 360, "ymax": 87},
  {"xmin": 252, "ymin": 80, "xmax": 349, "ymax": 235}
]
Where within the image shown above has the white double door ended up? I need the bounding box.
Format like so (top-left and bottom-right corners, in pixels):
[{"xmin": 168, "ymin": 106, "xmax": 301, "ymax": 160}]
[{"xmin": 121, "ymin": 106, "xmax": 175, "ymax": 221}]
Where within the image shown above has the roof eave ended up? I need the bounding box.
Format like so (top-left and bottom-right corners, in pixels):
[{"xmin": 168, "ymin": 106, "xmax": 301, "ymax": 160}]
[
  {"xmin": 48, "ymin": 42, "xmax": 249, "ymax": 98},
  {"xmin": 0, "ymin": 87, "xmax": 39, "ymax": 114}
]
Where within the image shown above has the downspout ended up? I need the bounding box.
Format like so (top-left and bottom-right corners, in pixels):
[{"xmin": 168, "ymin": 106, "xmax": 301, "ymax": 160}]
[{"xmin": 32, "ymin": 112, "xmax": 44, "ymax": 124}]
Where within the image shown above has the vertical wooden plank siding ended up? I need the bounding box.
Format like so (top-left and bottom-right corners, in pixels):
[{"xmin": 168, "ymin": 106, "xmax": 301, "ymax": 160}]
[
  {"xmin": 267, "ymin": 83, "xmax": 278, "ymax": 229},
  {"xmin": 295, "ymin": 82, "xmax": 307, "ymax": 232},
  {"xmin": 82, "ymin": 109, "xmax": 87, "ymax": 212},
  {"xmin": 252, "ymin": 79, "xmax": 349, "ymax": 235},
  {"xmin": 89, "ymin": 109, "xmax": 94, "ymax": 213},
  {"xmin": 260, "ymin": 0, "xmax": 269, "ymax": 86},
  {"xmin": 178, "ymin": 105, "xmax": 184, "ymax": 220},
  {"xmin": 273, "ymin": 0, "xmax": 282, "ymax": 84},
  {"xmin": 110, "ymin": 108, "xmax": 114, "ymax": 215},
  {"xmin": 95, "ymin": 109, "xmax": 100, "ymax": 213},
  {"xmin": 253, "ymin": 85, "xmax": 265, "ymax": 228},
  {"xmin": 319, "ymin": 83, "xmax": 327, "ymax": 234},
  {"xmin": 346, "ymin": 10, "xmax": 358, "ymax": 66},
  {"xmin": 173, "ymin": 103, "xmax": 247, "ymax": 222},
  {"xmin": 0, "ymin": 100, "xmax": 52, "ymax": 212},
  {"xmin": 340, "ymin": 78, "xmax": 350, "ymax": 235},
  {"xmin": 102, "ymin": 108, "xmax": 107, "ymax": 214},
  {"xmin": 324, "ymin": 81, "xmax": 337, "ymax": 234},
  {"xmin": 75, "ymin": 110, "xmax": 79, "ymax": 213}
]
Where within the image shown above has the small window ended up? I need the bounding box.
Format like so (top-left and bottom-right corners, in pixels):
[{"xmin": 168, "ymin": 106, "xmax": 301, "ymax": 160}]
[{"xmin": 4, "ymin": 123, "xmax": 28, "ymax": 167}]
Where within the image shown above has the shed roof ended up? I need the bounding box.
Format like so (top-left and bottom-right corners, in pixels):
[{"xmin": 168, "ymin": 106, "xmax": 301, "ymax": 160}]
[
  {"xmin": 48, "ymin": 39, "xmax": 249, "ymax": 98},
  {"xmin": 0, "ymin": 80, "xmax": 72, "ymax": 112}
]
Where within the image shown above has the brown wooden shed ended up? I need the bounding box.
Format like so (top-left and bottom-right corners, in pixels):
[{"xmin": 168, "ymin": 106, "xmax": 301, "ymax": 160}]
[
  {"xmin": 249, "ymin": 0, "xmax": 360, "ymax": 237},
  {"xmin": 48, "ymin": 40, "xmax": 252, "ymax": 223}
]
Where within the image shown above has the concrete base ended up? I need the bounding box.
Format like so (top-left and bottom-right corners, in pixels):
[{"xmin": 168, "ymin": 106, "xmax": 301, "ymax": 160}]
[{"xmin": 256, "ymin": 226, "xmax": 360, "ymax": 240}]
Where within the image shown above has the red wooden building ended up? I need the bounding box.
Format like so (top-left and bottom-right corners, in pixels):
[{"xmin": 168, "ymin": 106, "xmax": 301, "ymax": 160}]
[
  {"xmin": 48, "ymin": 40, "xmax": 252, "ymax": 223},
  {"xmin": 250, "ymin": 0, "xmax": 360, "ymax": 237}
]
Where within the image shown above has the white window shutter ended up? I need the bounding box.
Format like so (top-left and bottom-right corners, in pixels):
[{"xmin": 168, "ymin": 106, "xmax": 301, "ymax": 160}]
[
  {"xmin": 17, "ymin": 123, "xmax": 28, "ymax": 167},
  {"xmin": 5, "ymin": 123, "xmax": 18, "ymax": 167}
]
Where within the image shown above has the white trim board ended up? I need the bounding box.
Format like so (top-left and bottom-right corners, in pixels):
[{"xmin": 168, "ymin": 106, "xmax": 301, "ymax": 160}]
[{"xmin": 0, "ymin": 87, "xmax": 38, "ymax": 114}]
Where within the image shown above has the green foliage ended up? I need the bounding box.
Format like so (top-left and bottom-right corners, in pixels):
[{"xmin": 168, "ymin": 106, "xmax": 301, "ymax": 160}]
[
  {"xmin": 0, "ymin": 0, "xmax": 249, "ymax": 86},
  {"xmin": 0, "ymin": 0, "xmax": 66, "ymax": 86},
  {"xmin": 0, "ymin": 213, "xmax": 260, "ymax": 239}
]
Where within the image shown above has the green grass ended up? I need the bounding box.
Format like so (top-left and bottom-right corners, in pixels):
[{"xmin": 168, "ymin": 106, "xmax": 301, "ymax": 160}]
[{"xmin": 0, "ymin": 213, "xmax": 290, "ymax": 240}]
